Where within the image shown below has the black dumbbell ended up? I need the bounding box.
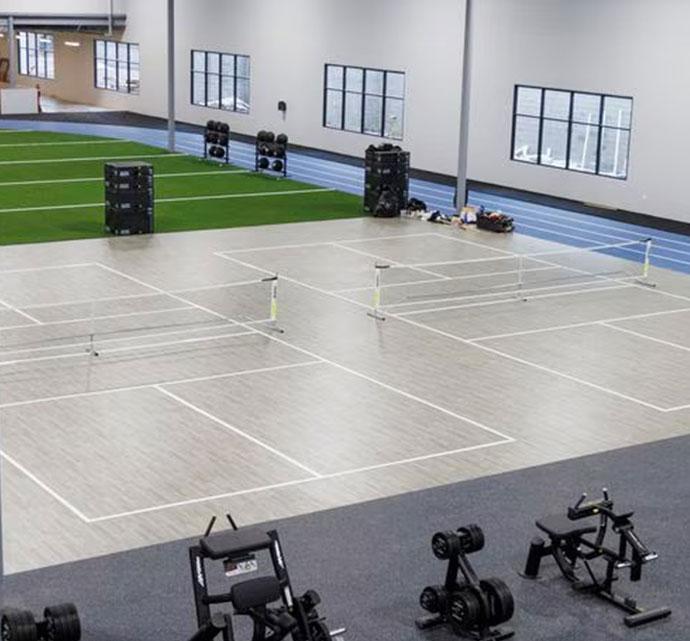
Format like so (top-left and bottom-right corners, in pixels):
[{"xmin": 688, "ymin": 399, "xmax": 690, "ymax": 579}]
[
  {"xmin": 218, "ymin": 122, "xmax": 230, "ymax": 134},
  {"xmin": 264, "ymin": 131, "xmax": 275, "ymax": 143},
  {"xmin": 258, "ymin": 157, "xmax": 270, "ymax": 170},
  {"xmin": 276, "ymin": 133, "xmax": 288, "ymax": 146},
  {"xmin": 1, "ymin": 603, "xmax": 81, "ymax": 641},
  {"xmin": 272, "ymin": 160, "xmax": 284, "ymax": 173}
]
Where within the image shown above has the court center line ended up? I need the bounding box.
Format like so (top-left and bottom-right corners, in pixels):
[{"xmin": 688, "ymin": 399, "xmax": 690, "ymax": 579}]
[
  {"xmin": 0, "ymin": 451, "xmax": 91, "ymax": 523},
  {"xmin": 215, "ymin": 253, "xmax": 516, "ymax": 444},
  {"xmin": 0, "ymin": 187, "xmax": 336, "ymax": 215},
  {"xmin": 215, "ymin": 250, "xmax": 669, "ymax": 413},
  {"xmin": 154, "ymin": 385, "xmax": 322, "ymax": 478},
  {"xmin": 0, "ymin": 298, "xmax": 43, "ymax": 325},
  {"xmin": 85, "ymin": 437, "xmax": 512, "ymax": 523},
  {"xmin": 599, "ymin": 322, "xmax": 690, "ymax": 354},
  {"xmin": 0, "ymin": 262, "xmax": 95, "ymax": 275},
  {"xmin": 0, "ymin": 361, "xmax": 320, "ymax": 410}
]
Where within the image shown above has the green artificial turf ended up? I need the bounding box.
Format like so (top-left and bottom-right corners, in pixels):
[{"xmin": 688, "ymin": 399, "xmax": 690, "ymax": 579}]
[{"xmin": 0, "ymin": 130, "xmax": 364, "ymax": 245}]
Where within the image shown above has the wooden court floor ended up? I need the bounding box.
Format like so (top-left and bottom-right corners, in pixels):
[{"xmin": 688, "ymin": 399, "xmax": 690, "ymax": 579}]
[{"xmin": 1, "ymin": 216, "xmax": 689, "ymax": 573}]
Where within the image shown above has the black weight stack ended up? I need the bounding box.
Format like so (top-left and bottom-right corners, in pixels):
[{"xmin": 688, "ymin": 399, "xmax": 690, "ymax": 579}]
[
  {"xmin": 104, "ymin": 162, "xmax": 154, "ymax": 235},
  {"xmin": 364, "ymin": 144, "xmax": 410, "ymax": 217}
]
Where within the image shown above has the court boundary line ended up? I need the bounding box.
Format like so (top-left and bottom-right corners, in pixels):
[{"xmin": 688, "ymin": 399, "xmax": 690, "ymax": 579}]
[
  {"xmin": 86, "ymin": 438, "xmax": 511, "ymax": 524},
  {"xmin": 0, "ymin": 153, "xmax": 185, "ymax": 166},
  {"xmin": 154, "ymin": 386, "xmax": 322, "ymax": 478},
  {"xmin": 0, "ymin": 140, "xmax": 139, "ymax": 149}
]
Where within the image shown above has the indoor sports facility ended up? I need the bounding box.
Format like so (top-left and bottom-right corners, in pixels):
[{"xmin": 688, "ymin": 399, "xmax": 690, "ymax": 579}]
[{"xmin": 0, "ymin": 2, "xmax": 688, "ymax": 641}]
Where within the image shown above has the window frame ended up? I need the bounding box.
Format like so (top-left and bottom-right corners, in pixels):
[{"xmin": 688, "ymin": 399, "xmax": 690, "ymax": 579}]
[
  {"xmin": 323, "ymin": 63, "xmax": 405, "ymax": 140},
  {"xmin": 511, "ymin": 84, "xmax": 633, "ymax": 181},
  {"xmin": 190, "ymin": 49, "xmax": 251, "ymax": 114},
  {"xmin": 93, "ymin": 39, "xmax": 140, "ymax": 95},
  {"xmin": 17, "ymin": 31, "xmax": 54, "ymax": 80}
]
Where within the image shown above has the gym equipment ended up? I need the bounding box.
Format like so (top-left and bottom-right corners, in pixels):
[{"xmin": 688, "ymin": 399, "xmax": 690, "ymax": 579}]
[
  {"xmin": 374, "ymin": 187, "xmax": 400, "ymax": 218},
  {"xmin": 417, "ymin": 524, "xmax": 514, "ymax": 641},
  {"xmin": 255, "ymin": 131, "xmax": 288, "ymax": 177},
  {"xmin": 187, "ymin": 515, "xmax": 344, "ymax": 641},
  {"xmin": 406, "ymin": 198, "xmax": 427, "ymax": 213},
  {"xmin": 104, "ymin": 162, "xmax": 154, "ymax": 235},
  {"xmin": 523, "ymin": 488, "xmax": 672, "ymax": 627},
  {"xmin": 1, "ymin": 603, "xmax": 81, "ymax": 641},
  {"xmin": 204, "ymin": 121, "xmax": 230, "ymax": 164},
  {"xmin": 364, "ymin": 144, "xmax": 410, "ymax": 217}
]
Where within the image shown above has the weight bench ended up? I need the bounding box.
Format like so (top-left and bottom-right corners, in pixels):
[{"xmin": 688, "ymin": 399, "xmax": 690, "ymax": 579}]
[{"xmin": 200, "ymin": 526, "xmax": 273, "ymax": 560}]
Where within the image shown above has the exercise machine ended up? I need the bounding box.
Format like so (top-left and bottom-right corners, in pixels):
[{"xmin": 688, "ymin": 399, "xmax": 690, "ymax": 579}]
[
  {"xmin": 187, "ymin": 515, "xmax": 344, "ymax": 641},
  {"xmin": 522, "ymin": 488, "xmax": 671, "ymax": 627},
  {"xmin": 417, "ymin": 524, "xmax": 514, "ymax": 640}
]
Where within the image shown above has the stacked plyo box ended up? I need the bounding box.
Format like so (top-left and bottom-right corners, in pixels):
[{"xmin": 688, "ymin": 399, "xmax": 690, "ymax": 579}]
[
  {"xmin": 364, "ymin": 144, "xmax": 410, "ymax": 217},
  {"xmin": 104, "ymin": 162, "xmax": 154, "ymax": 235}
]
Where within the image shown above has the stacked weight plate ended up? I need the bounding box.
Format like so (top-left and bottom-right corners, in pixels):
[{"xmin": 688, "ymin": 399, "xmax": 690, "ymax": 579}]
[{"xmin": 104, "ymin": 162, "xmax": 154, "ymax": 235}]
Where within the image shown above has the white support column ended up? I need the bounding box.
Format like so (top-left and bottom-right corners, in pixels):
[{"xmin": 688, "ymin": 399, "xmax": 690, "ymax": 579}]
[
  {"xmin": 8, "ymin": 15, "xmax": 17, "ymax": 87},
  {"xmin": 167, "ymin": 0, "xmax": 176, "ymax": 153},
  {"xmin": 456, "ymin": 0, "xmax": 474, "ymax": 211}
]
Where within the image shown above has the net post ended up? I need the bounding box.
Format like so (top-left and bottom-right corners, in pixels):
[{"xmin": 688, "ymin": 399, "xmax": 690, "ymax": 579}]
[
  {"xmin": 368, "ymin": 264, "xmax": 389, "ymax": 321},
  {"xmin": 261, "ymin": 275, "xmax": 284, "ymax": 333},
  {"xmin": 636, "ymin": 238, "xmax": 656, "ymax": 288}
]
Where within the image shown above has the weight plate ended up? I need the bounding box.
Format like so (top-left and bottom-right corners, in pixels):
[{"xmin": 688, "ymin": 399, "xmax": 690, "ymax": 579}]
[
  {"xmin": 457, "ymin": 524, "xmax": 485, "ymax": 554},
  {"xmin": 419, "ymin": 585, "xmax": 447, "ymax": 614},
  {"xmin": 479, "ymin": 578, "xmax": 514, "ymax": 626},
  {"xmin": 44, "ymin": 603, "xmax": 81, "ymax": 641},
  {"xmin": 431, "ymin": 531, "xmax": 460, "ymax": 560},
  {"xmin": 449, "ymin": 587, "xmax": 482, "ymax": 632},
  {"xmin": 1, "ymin": 609, "xmax": 38, "ymax": 641}
]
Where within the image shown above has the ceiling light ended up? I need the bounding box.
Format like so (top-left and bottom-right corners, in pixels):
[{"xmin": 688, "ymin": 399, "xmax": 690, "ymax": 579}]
[{"xmin": 64, "ymin": 41, "xmax": 81, "ymax": 47}]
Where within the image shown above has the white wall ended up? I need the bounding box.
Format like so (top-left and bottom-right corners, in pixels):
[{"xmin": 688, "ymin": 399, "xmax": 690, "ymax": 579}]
[
  {"xmin": 3, "ymin": 0, "xmax": 689, "ymax": 224},
  {"xmin": 469, "ymin": 0, "xmax": 690, "ymax": 223},
  {"xmin": 0, "ymin": 0, "xmax": 112, "ymax": 13}
]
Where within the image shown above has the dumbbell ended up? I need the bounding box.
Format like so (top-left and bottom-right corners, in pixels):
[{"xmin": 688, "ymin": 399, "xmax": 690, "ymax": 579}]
[
  {"xmin": 209, "ymin": 145, "xmax": 226, "ymax": 159},
  {"xmin": 276, "ymin": 133, "xmax": 288, "ymax": 146},
  {"xmin": 264, "ymin": 131, "xmax": 275, "ymax": 143},
  {"xmin": 419, "ymin": 585, "xmax": 448, "ymax": 614},
  {"xmin": 258, "ymin": 157, "xmax": 270, "ymax": 170},
  {"xmin": 216, "ymin": 133, "xmax": 229, "ymax": 147},
  {"xmin": 218, "ymin": 122, "xmax": 230, "ymax": 134},
  {"xmin": 272, "ymin": 160, "xmax": 284, "ymax": 173},
  {"xmin": 205, "ymin": 132, "xmax": 219, "ymax": 144},
  {"xmin": 431, "ymin": 524, "xmax": 485, "ymax": 559},
  {"xmin": 1, "ymin": 603, "xmax": 81, "ymax": 641}
]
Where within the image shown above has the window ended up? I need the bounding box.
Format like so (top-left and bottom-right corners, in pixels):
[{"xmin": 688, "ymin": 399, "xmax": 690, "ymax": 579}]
[
  {"xmin": 17, "ymin": 32, "xmax": 54, "ymax": 79},
  {"xmin": 324, "ymin": 64, "xmax": 405, "ymax": 140},
  {"xmin": 512, "ymin": 85, "xmax": 632, "ymax": 180},
  {"xmin": 94, "ymin": 40, "xmax": 140, "ymax": 94},
  {"xmin": 191, "ymin": 50, "xmax": 250, "ymax": 113}
]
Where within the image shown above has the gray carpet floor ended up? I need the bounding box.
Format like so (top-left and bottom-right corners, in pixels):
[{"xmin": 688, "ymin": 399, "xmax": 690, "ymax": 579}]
[{"xmin": 2, "ymin": 435, "xmax": 688, "ymax": 641}]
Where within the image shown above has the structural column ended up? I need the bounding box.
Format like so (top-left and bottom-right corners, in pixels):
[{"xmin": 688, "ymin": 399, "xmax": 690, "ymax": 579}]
[
  {"xmin": 8, "ymin": 15, "xmax": 17, "ymax": 87},
  {"xmin": 167, "ymin": 0, "xmax": 176, "ymax": 152},
  {"xmin": 456, "ymin": 0, "xmax": 473, "ymax": 210}
]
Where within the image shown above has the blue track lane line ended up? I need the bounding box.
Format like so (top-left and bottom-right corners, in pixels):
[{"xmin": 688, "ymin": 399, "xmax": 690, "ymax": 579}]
[{"xmin": 2, "ymin": 119, "xmax": 689, "ymax": 276}]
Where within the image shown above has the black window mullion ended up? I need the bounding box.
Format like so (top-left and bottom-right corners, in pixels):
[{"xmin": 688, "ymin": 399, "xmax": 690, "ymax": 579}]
[
  {"xmin": 360, "ymin": 68, "xmax": 366, "ymax": 134},
  {"xmin": 536, "ymin": 88, "xmax": 545, "ymax": 165},
  {"xmin": 595, "ymin": 95, "xmax": 606, "ymax": 175},
  {"xmin": 381, "ymin": 71, "xmax": 388, "ymax": 137},
  {"xmin": 565, "ymin": 91, "xmax": 574, "ymax": 169},
  {"xmin": 234, "ymin": 55, "xmax": 239, "ymax": 112}
]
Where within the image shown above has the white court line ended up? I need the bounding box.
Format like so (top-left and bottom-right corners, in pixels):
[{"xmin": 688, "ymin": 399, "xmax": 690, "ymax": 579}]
[
  {"xmin": 0, "ymin": 360, "xmax": 320, "ymax": 410},
  {"xmin": 171, "ymin": 278, "xmax": 269, "ymax": 294},
  {"xmin": 0, "ymin": 262, "xmax": 94, "ymax": 275},
  {"xmin": 86, "ymin": 437, "xmax": 511, "ymax": 523},
  {"xmin": 600, "ymin": 322, "xmax": 690, "ymax": 354},
  {"xmin": 155, "ymin": 386, "xmax": 322, "ymax": 478},
  {"xmin": 392, "ymin": 284, "xmax": 634, "ymax": 316},
  {"xmin": 218, "ymin": 233, "xmax": 441, "ymax": 255},
  {"xmin": 0, "ymin": 187, "xmax": 335, "ymax": 215},
  {"xmin": 469, "ymin": 306, "xmax": 690, "ymax": 342},
  {"xmin": 331, "ymin": 242, "xmax": 450, "ymax": 280},
  {"xmin": 0, "ymin": 451, "xmax": 91, "ymax": 523},
  {"xmin": 0, "ymin": 315, "xmax": 233, "ymax": 357},
  {"xmin": 216, "ymin": 252, "xmax": 516, "ymax": 444},
  {"xmin": 0, "ymin": 330, "xmax": 258, "ymax": 367},
  {"xmin": 0, "ymin": 153, "xmax": 184, "ymax": 166},
  {"xmin": 333, "ymin": 266, "xmax": 558, "ymax": 294},
  {"xmin": 0, "ymin": 169, "xmax": 250, "ymax": 188},
  {"xmin": 0, "ymin": 139, "xmax": 135, "ymax": 148},
  {"xmin": 0, "ymin": 298, "xmax": 42, "ymax": 325},
  {"xmin": 216, "ymin": 250, "xmax": 670, "ymax": 414}
]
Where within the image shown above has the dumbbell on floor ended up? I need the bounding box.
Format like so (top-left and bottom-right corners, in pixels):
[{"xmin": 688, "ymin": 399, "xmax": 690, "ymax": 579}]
[{"xmin": 1, "ymin": 603, "xmax": 81, "ymax": 641}]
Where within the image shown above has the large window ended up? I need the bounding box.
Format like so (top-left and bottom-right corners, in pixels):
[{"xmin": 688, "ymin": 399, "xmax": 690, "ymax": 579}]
[
  {"xmin": 17, "ymin": 32, "xmax": 54, "ymax": 79},
  {"xmin": 191, "ymin": 50, "xmax": 250, "ymax": 114},
  {"xmin": 95, "ymin": 40, "xmax": 140, "ymax": 94},
  {"xmin": 324, "ymin": 64, "xmax": 405, "ymax": 140},
  {"xmin": 512, "ymin": 85, "xmax": 633, "ymax": 180}
]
